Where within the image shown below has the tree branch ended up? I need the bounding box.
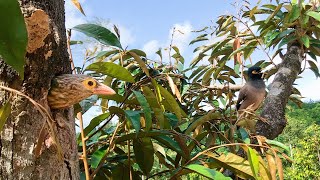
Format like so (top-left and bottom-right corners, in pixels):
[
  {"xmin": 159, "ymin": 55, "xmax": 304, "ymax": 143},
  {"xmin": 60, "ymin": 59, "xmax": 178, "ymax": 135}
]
[{"xmin": 256, "ymin": 45, "xmax": 303, "ymax": 139}]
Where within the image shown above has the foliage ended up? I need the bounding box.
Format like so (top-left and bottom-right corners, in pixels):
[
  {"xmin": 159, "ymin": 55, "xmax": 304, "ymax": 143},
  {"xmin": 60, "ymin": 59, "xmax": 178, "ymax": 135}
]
[
  {"xmin": 277, "ymin": 102, "xmax": 320, "ymax": 179},
  {"xmin": 0, "ymin": 0, "xmax": 27, "ymax": 79},
  {"xmin": 69, "ymin": 0, "xmax": 320, "ymax": 179}
]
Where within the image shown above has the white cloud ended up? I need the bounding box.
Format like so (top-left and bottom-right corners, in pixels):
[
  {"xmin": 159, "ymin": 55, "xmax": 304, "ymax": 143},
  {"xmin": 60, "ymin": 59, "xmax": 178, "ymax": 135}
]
[
  {"xmin": 168, "ymin": 22, "xmax": 193, "ymax": 53},
  {"xmin": 116, "ymin": 24, "xmax": 136, "ymax": 48},
  {"xmin": 65, "ymin": 0, "xmax": 86, "ymax": 29},
  {"xmin": 142, "ymin": 40, "xmax": 160, "ymax": 57}
]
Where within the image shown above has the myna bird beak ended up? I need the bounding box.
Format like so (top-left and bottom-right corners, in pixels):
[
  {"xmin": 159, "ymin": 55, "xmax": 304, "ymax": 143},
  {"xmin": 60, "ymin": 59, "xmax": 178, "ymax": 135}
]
[{"xmin": 93, "ymin": 83, "xmax": 116, "ymax": 95}]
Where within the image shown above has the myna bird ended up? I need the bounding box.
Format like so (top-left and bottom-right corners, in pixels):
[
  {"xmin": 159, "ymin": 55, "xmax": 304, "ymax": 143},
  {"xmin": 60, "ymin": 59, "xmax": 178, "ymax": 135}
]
[
  {"xmin": 236, "ymin": 66, "xmax": 266, "ymax": 112},
  {"xmin": 47, "ymin": 74, "xmax": 116, "ymax": 109}
]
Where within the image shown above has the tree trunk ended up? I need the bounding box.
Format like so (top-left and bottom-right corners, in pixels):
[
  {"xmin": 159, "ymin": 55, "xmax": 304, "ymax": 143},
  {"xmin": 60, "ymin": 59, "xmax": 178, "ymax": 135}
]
[
  {"xmin": 256, "ymin": 45, "xmax": 303, "ymax": 139},
  {"xmin": 0, "ymin": 0, "xmax": 79, "ymax": 179}
]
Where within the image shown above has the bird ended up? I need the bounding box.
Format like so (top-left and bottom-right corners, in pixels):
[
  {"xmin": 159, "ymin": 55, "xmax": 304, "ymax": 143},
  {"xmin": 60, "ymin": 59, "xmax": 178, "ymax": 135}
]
[
  {"xmin": 47, "ymin": 74, "xmax": 116, "ymax": 109},
  {"xmin": 236, "ymin": 66, "xmax": 266, "ymax": 112}
]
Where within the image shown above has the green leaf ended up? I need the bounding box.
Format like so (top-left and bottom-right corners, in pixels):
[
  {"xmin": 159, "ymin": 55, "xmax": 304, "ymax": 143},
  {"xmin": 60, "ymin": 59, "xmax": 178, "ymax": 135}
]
[
  {"xmin": 185, "ymin": 111, "xmax": 221, "ymax": 134},
  {"xmin": 266, "ymin": 139, "xmax": 290, "ymax": 153},
  {"xmin": 133, "ymin": 137, "xmax": 154, "ymax": 175},
  {"xmin": 185, "ymin": 164, "xmax": 231, "ymax": 180},
  {"xmin": 288, "ymin": 5, "xmax": 300, "ymax": 23},
  {"xmin": 133, "ymin": 90, "xmax": 152, "ymax": 131},
  {"xmin": 69, "ymin": 40, "xmax": 83, "ymax": 45},
  {"xmin": 301, "ymin": 35, "xmax": 310, "ymax": 48},
  {"xmin": 189, "ymin": 34, "xmax": 209, "ymax": 45},
  {"xmin": 83, "ymin": 113, "xmax": 110, "ymax": 137},
  {"xmin": 202, "ymin": 67, "xmax": 215, "ymax": 85},
  {"xmin": 153, "ymin": 135, "xmax": 187, "ymax": 159},
  {"xmin": 0, "ymin": 0, "xmax": 27, "ymax": 79},
  {"xmin": 306, "ymin": 11, "xmax": 320, "ymax": 22},
  {"xmin": 95, "ymin": 50, "xmax": 118, "ymax": 60},
  {"xmin": 124, "ymin": 110, "xmax": 141, "ymax": 132},
  {"xmin": 278, "ymin": 35, "xmax": 296, "ymax": 49},
  {"xmin": 157, "ymin": 84, "xmax": 182, "ymax": 121},
  {"xmin": 85, "ymin": 62, "xmax": 135, "ymax": 82},
  {"xmin": 90, "ymin": 145, "xmax": 108, "ymax": 168},
  {"xmin": 129, "ymin": 51, "xmax": 150, "ymax": 77},
  {"xmin": 73, "ymin": 23, "xmax": 122, "ymax": 49},
  {"xmin": 307, "ymin": 60, "xmax": 320, "ymax": 77},
  {"xmin": 0, "ymin": 101, "xmax": 11, "ymax": 132},
  {"xmin": 247, "ymin": 147, "xmax": 260, "ymax": 179}
]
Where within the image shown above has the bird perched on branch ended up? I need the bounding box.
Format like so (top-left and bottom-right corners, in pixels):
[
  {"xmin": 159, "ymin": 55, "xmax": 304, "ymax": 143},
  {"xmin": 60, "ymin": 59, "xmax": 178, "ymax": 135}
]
[
  {"xmin": 48, "ymin": 74, "xmax": 116, "ymax": 109},
  {"xmin": 236, "ymin": 66, "xmax": 266, "ymax": 112}
]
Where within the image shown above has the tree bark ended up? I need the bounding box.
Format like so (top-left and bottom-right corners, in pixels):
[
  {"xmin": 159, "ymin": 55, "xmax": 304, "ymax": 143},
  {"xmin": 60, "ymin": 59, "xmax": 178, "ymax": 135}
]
[
  {"xmin": 256, "ymin": 45, "xmax": 303, "ymax": 139},
  {"xmin": 0, "ymin": 0, "xmax": 79, "ymax": 179}
]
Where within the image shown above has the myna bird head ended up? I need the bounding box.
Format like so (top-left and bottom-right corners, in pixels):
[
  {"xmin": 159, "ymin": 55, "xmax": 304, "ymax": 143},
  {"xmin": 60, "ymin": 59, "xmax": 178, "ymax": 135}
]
[
  {"xmin": 47, "ymin": 74, "xmax": 116, "ymax": 109},
  {"xmin": 248, "ymin": 66, "xmax": 263, "ymax": 81}
]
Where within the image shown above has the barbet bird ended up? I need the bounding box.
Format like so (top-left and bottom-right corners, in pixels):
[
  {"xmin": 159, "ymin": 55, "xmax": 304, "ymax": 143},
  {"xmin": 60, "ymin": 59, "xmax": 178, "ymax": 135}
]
[
  {"xmin": 48, "ymin": 74, "xmax": 116, "ymax": 109},
  {"xmin": 236, "ymin": 66, "xmax": 266, "ymax": 112}
]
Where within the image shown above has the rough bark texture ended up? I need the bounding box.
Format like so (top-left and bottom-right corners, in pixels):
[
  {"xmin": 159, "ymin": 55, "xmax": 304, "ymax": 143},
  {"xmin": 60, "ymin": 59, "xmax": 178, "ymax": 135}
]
[
  {"xmin": 0, "ymin": 0, "xmax": 79, "ymax": 179},
  {"xmin": 256, "ymin": 45, "xmax": 303, "ymax": 139}
]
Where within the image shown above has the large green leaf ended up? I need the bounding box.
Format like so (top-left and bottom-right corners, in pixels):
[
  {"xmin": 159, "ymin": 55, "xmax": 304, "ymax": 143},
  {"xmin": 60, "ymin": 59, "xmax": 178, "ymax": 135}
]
[
  {"xmin": 90, "ymin": 145, "xmax": 108, "ymax": 168},
  {"xmin": 133, "ymin": 90, "xmax": 152, "ymax": 131},
  {"xmin": 184, "ymin": 164, "xmax": 231, "ymax": 180},
  {"xmin": 288, "ymin": 4, "xmax": 300, "ymax": 23},
  {"xmin": 0, "ymin": 101, "xmax": 11, "ymax": 132},
  {"xmin": 306, "ymin": 11, "xmax": 320, "ymax": 22},
  {"xmin": 73, "ymin": 23, "xmax": 122, "ymax": 49},
  {"xmin": 85, "ymin": 62, "xmax": 135, "ymax": 82},
  {"xmin": 83, "ymin": 113, "xmax": 110, "ymax": 137},
  {"xmin": 157, "ymin": 84, "xmax": 182, "ymax": 121},
  {"xmin": 247, "ymin": 147, "xmax": 260, "ymax": 179},
  {"xmin": 142, "ymin": 86, "xmax": 168, "ymax": 129},
  {"xmin": 133, "ymin": 137, "xmax": 154, "ymax": 176},
  {"xmin": 124, "ymin": 110, "xmax": 141, "ymax": 132},
  {"xmin": 301, "ymin": 35, "xmax": 310, "ymax": 48},
  {"xmin": 185, "ymin": 111, "xmax": 221, "ymax": 134},
  {"xmin": 0, "ymin": 0, "xmax": 27, "ymax": 79}
]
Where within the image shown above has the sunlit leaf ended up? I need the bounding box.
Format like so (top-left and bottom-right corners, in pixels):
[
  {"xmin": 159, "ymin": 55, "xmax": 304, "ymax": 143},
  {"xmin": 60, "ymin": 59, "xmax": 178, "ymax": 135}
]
[
  {"xmin": 247, "ymin": 147, "xmax": 260, "ymax": 179},
  {"xmin": 133, "ymin": 90, "xmax": 152, "ymax": 131},
  {"xmin": 71, "ymin": 0, "xmax": 86, "ymax": 16},
  {"xmin": 70, "ymin": 40, "xmax": 83, "ymax": 45},
  {"xmin": 166, "ymin": 75, "xmax": 182, "ymax": 102},
  {"xmin": 86, "ymin": 62, "xmax": 135, "ymax": 82},
  {"xmin": 142, "ymin": 86, "xmax": 167, "ymax": 129},
  {"xmin": 0, "ymin": 0, "xmax": 27, "ymax": 79},
  {"xmin": 73, "ymin": 24, "xmax": 122, "ymax": 49},
  {"xmin": 301, "ymin": 35, "xmax": 310, "ymax": 48},
  {"xmin": 157, "ymin": 84, "xmax": 182, "ymax": 121},
  {"xmin": 306, "ymin": 11, "xmax": 320, "ymax": 22},
  {"xmin": 83, "ymin": 113, "xmax": 110, "ymax": 137},
  {"xmin": 133, "ymin": 137, "xmax": 154, "ymax": 175},
  {"xmin": 205, "ymin": 152, "xmax": 255, "ymax": 179},
  {"xmin": 288, "ymin": 5, "xmax": 300, "ymax": 23},
  {"xmin": 266, "ymin": 152, "xmax": 277, "ymax": 180},
  {"xmin": 184, "ymin": 164, "xmax": 231, "ymax": 180},
  {"xmin": 0, "ymin": 101, "xmax": 11, "ymax": 132}
]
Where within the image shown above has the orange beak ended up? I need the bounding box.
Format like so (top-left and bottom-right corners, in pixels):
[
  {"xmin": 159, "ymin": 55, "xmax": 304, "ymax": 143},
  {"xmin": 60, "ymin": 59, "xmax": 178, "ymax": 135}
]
[{"xmin": 93, "ymin": 83, "xmax": 116, "ymax": 95}]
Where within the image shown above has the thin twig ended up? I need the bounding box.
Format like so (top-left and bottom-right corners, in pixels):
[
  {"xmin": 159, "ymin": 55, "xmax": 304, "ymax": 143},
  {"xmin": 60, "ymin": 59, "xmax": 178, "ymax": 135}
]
[
  {"xmin": 90, "ymin": 121, "xmax": 121, "ymax": 179},
  {"xmin": 77, "ymin": 112, "xmax": 91, "ymax": 180}
]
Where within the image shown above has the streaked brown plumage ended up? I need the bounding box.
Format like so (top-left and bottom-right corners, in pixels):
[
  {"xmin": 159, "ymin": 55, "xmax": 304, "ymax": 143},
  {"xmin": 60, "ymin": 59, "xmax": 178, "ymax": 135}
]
[
  {"xmin": 236, "ymin": 66, "xmax": 266, "ymax": 112},
  {"xmin": 48, "ymin": 74, "xmax": 116, "ymax": 109}
]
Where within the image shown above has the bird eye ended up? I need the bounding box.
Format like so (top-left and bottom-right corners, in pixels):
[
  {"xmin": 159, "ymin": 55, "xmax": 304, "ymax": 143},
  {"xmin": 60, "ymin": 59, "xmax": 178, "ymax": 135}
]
[{"xmin": 87, "ymin": 81, "xmax": 94, "ymax": 86}]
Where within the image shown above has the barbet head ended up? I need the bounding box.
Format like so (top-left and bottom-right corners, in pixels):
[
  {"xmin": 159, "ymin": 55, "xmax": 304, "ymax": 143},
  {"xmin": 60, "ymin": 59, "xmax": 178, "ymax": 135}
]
[
  {"xmin": 48, "ymin": 74, "xmax": 116, "ymax": 109},
  {"xmin": 248, "ymin": 66, "xmax": 263, "ymax": 81}
]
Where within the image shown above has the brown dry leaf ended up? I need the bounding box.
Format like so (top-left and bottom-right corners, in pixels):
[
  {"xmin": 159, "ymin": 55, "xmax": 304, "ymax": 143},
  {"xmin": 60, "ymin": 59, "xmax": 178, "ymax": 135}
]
[
  {"xmin": 266, "ymin": 152, "xmax": 277, "ymax": 180},
  {"xmin": 71, "ymin": 0, "xmax": 86, "ymax": 16},
  {"xmin": 166, "ymin": 74, "xmax": 182, "ymax": 103},
  {"xmin": 233, "ymin": 37, "xmax": 242, "ymax": 65},
  {"xmin": 275, "ymin": 153, "xmax": 284, "ymax": 180}
]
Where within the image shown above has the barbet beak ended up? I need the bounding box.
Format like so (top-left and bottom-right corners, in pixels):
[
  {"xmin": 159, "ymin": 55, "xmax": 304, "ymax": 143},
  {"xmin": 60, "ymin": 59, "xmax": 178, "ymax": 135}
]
[{"xmin": 93, "ymin": 83, "xmax": 116, "ymax": 95}]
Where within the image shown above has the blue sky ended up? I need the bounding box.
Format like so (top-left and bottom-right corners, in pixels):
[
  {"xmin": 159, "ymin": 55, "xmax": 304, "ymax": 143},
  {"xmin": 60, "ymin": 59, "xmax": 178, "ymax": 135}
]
[{"xmin": 65, "ymin": 0, "xmax": 320, "ymax": 102}]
